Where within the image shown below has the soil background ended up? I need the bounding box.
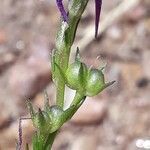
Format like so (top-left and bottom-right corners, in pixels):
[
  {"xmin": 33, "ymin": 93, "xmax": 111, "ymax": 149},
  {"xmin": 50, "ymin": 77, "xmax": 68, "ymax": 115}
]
[{"xmin": 0, "ymin": 0, "xmax": 150, "ymax": 149}]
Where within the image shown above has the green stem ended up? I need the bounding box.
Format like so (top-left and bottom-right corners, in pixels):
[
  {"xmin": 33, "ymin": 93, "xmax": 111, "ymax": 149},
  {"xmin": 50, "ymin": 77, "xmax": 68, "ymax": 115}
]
[
  {"xmin": 32, "ymin": 131, "xmax": 58, "ymax": 150},
  {"xmin": 71, "ymin": 91, "xmax": 85, "ymax": 106},
  {"xmin": 32, "ymin": 132, "xmax": 45, "ymax": 150},
  {"xmin": 54, "ymin": 0, "xmax": 89, "ymax": 108},
  {"xmin": 43, "ymin": 131, "xmax": 58, "ymax": 150}
]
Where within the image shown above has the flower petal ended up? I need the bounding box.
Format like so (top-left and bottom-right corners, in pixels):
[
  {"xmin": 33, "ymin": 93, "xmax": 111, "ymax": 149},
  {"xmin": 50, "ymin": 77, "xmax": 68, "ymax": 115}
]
[
  {"xmin": 56, "ymin": 0, "xmax": 68, "ymax": 22},
  {"xmin": 95, "ymin": 0, "xmax": 102, "ymax": 38}
]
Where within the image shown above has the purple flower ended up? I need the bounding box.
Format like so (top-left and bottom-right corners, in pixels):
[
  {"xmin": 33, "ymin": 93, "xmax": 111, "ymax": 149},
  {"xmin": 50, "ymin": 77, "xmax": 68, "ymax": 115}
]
[
  {"xmin": 56, "ymin": 0, "xmax": 102, "ymax": 38},
  {"xmin": 56, "ymin": 0, "xmax": 68, "ymax": 22},
  {"xmin": 95, "ymin": 0, "xmax": 102, "ymax": 38}
]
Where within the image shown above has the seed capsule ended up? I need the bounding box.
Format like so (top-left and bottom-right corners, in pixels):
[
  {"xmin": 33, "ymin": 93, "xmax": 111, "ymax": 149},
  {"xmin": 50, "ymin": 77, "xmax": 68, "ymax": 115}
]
[
  {"xmin": 66, "ymin": 60, "xmax": 88, "ymax": 91},
  {"xmin": 86, "ymin": 69, "xmax": 105, "ymax": 96}
]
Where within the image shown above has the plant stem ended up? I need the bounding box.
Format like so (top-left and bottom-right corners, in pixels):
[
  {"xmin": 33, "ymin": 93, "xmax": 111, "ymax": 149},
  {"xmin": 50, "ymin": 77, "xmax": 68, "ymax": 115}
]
[
  {"xmin": 32, "ymin": 131, "xmax": 57, "ymax": 150},
  {"xmin": 54, "ymin": 0, "xmax": 89, "ymax": 108},
  {"xmin": 43, "ymin": 131, "xmax": 58, "ymax": 150},
  {"xmin": 32, "ymin": 0, "xmax": 89, "ymax": 149},
  {"xmin": 71, "ymin": 91, "xmax": 85, "ymax": 106}
]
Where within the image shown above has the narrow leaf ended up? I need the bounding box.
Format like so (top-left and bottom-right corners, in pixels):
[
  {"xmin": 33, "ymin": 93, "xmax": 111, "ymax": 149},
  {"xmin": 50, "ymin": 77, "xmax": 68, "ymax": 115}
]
[
  {"xmin": 44, "ymin": 90, "xmax": 50, "ymax": 111},
  {"xmin": 26, "ymin": 99, "xmax": 35, "ymax": 119}
]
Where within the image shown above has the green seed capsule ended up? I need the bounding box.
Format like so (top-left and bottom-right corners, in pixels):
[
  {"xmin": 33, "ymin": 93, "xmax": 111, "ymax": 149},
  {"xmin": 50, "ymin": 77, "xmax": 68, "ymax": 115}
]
[
  {"xmin": 47, "ymin": 105, "xmax": 64, "ymax": 133},
  {"xmin": 31, "ymin": 105, "xmax": 80, "ymax": 134},
  {"xmin": 66, "ymin": 61, "xmax": 88, "ymax": 90},
  {"xmin": 86, "ymin": 69, "xmax": 105, "ymax": 96}
]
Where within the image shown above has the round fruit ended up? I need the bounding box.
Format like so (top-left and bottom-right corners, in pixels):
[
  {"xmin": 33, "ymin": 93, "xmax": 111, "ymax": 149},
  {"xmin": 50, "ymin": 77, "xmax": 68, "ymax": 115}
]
[
  {"xmin": 66, "ymin": 61, "xmax": 87, "ymax": 90},
  {"xmin": 86, "ymin": 69, "xmax": 105, "ymax": 96}
]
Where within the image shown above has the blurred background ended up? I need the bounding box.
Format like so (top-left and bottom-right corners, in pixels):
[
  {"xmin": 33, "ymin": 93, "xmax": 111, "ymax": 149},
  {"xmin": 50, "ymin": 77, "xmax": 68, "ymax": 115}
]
[{"xmin": 0, "ymin": 0, "xmax": 150, "ymax": 149}]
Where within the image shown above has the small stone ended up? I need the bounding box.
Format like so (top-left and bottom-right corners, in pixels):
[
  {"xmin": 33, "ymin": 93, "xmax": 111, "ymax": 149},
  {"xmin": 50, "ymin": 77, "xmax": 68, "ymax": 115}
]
[{"xmin": 71, "ymin": 97, "xmax": 107, "ymax": 124}]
